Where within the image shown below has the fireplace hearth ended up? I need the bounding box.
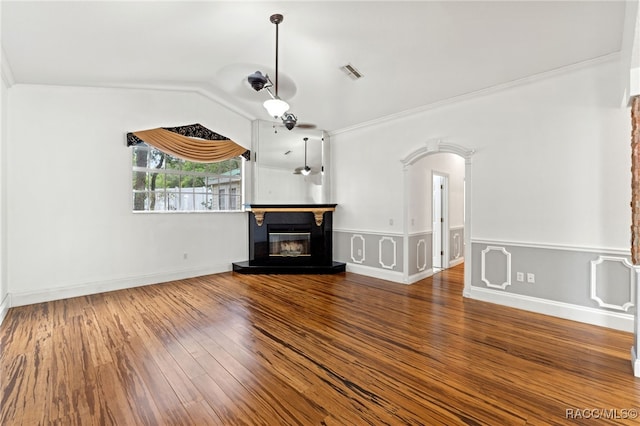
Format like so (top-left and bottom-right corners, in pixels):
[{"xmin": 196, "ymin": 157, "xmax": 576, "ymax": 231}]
[{"xmin": 232, "ymin": 204, "xmax": 346, "ymax": 274}]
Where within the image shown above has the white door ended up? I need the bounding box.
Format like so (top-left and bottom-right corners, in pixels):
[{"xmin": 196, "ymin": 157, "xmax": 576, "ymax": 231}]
[{"xmin": 432, "ymin": 174, "xmax": 447, "ymax": 271}]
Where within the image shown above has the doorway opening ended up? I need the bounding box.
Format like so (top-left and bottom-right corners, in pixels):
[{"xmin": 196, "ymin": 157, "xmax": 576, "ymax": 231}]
[{"xmin": 401, "ymin": 141, "xmax": 474, "ymax": 292}]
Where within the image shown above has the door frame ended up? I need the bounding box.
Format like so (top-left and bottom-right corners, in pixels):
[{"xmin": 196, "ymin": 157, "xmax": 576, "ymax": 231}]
[
  {"xmin": 401, "ymin": 140, "xmax": 474, "ymax": 295},
  {"xmin": 432, "ymin": 171, "xmax": 449, "ymax": 271}
]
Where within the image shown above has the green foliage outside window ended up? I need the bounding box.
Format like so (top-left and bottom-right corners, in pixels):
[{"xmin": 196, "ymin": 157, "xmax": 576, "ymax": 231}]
[{"xmin": 132, "ymin": 143, "xmax": 243, "ymax": 212}]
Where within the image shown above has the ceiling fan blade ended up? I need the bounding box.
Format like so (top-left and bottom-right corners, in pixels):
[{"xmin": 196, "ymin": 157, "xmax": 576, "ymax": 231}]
[
  {"xmin": 295, "ymin": 123, "xmax": 317, "ymax": 129},
  {"xmin": 273, "ymin": 121, "xmax": 317, "ymax": 130}
]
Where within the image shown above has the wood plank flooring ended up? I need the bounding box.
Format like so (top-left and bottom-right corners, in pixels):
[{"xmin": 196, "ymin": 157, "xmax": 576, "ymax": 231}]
[{"xmin": 2, "ymin": 265, "xmax": 640, "ymax": 425}]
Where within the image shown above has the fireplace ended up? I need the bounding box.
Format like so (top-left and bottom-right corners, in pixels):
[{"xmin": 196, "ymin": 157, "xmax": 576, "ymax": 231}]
[
  {"xmin": 232, "ymin": 204, "xmax": 346, "ymax": 274},
  {"xmin": 269, "ymin": 231, "xmax": 311, "ymax": 257}
]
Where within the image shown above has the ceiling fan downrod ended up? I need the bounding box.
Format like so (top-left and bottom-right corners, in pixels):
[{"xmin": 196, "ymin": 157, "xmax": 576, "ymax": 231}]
[
  {"xmin": 248, "ymin": 13, "xmax": 298, "ymax": 129},
  {"xmin": 271, "ymin": 13, "xmax": 283, "ymax": 98},
  {"xmin": 302, "ymin": 137, "xmax": 311, "ymax": 175}
]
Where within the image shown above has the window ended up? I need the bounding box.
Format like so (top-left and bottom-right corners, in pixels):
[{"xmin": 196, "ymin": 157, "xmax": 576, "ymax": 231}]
[{"xmin": 132, "ymin": 143, "xmax": 243, "ymax": 212}]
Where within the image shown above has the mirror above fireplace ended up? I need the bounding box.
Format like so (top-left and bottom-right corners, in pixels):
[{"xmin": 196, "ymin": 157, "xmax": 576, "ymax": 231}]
[{"xmin": 251, "ymin": 120, "xmax": 331, "ymax": 204}]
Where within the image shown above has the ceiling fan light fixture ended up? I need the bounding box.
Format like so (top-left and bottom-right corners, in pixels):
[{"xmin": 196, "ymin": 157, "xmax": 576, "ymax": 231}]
[
  {"xmin": 248, "ymin": 13, "xmax": 301, "ymax": 127},
  {"xmin": 297, "ymin": 136, "xmax": 312, "ymax": 175},
  {"xmin": 248, "ymin": 71, "xmax": 269, "ymax": 91},
  {"xmin": 282, "ymin": 112, "xmax": 297, "ymax": 130},
  {"xmin": 263, "ymin": 98, "xmax": 289, "ymax": 118}
]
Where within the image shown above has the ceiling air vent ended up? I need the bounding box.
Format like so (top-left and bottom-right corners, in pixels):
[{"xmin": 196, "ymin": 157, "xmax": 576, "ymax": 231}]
[{"xmin": 340, "ymin": 63, "xmax": 363, "ymax": 80}]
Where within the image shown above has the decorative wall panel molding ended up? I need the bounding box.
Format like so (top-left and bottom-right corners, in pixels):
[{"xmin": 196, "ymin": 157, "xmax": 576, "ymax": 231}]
[
  {"xmin": 453, "ymin": 233, "xmax": 461, "ymax": 259},
  {"xmin": 416, "ymin": 239, "xmax": 427, "ymax": 272},
  {"xmin": 379, "ymin": 237, "xmax": 397, "ymax": 270},
  {"xmin": 589, "ymin": 256, "xmax": 635, "ymax": 311},
  {"xmin": 481, "ymin": 246, "xmax": 511, "ymax": 289},
  {"xmin": 350, "ymin": 234, "xmax": 366, "ymax": 264}
]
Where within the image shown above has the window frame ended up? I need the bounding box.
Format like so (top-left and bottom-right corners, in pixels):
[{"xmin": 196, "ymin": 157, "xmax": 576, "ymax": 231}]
[{"xmin": 131, "ymin": 143, "xmax": 246, "ymax": 213}]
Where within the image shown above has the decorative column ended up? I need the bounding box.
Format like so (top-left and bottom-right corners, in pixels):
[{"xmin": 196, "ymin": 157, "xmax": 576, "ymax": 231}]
[{"xmin": 631, "ymin": 95, "xmax": 640, "ymax": 376}]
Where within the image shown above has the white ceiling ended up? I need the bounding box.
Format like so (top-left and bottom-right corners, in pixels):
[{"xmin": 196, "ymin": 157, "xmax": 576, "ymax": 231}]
[{"xmin": 2, "ymin": 1, "xmax": 628, "ymax": 135}]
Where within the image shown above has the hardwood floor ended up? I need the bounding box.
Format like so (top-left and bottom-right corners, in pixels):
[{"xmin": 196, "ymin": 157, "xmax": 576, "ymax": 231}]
[{"xmin": 1, "ymin": 265, "xmax": 640, "ymax": 425}]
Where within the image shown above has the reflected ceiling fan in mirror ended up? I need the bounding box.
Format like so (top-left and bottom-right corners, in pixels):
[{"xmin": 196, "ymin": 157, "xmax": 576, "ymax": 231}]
[
  {"xmin": 248, "ymin": 13, "xmax": 300, "ymax": 131},
  {"xmin": 271, "ymin": 115, "xmax": 317, "ymax": 133},
  {"xmin": 293, "ymin": 137, "xmax": 321, "ymax": 175}
]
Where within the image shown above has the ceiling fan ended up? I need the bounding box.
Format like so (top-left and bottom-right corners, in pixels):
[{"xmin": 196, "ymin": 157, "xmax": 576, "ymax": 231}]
[
  {"xmin": 293, "ymin": 137, "xmax": 321, "ymax": 175},
  {"xmin": 271, "ymin": 116, "xmax": 317, "ymax": 133},
  {"xmin": 248, "ymin": 14, "xmax": 300, "ymax": 131}
]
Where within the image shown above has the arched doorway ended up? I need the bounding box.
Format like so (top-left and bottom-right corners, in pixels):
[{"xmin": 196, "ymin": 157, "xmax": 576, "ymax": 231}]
[{"xmin": 401, "ymin": 141, "xmax": 475, "ymax": 295}]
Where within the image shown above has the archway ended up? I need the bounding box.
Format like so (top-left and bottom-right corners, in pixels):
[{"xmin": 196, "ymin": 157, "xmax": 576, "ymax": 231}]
[{"xmin": 401, "ymin": 140, "xmax": 475, "ymax": 295}]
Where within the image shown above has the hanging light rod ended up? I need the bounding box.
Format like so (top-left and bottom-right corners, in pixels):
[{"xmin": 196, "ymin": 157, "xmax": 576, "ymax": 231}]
[
  {"xmin": 302, "ymin": 137, "xmax": 311, "ymax": 175},
  {"xmin": 247, "ymin": 13, "xmax": 298, "ymax": 130}
]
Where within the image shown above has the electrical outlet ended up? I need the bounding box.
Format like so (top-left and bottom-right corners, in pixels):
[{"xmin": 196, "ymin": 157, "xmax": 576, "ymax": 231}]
[
  {"xmin": 527, "ymin": 273, "xmax": 535, "ymax": 283},
  {"xmin": 183, "ymin": 252, "xmax": 188, "ymax": 260},
  {"xmin": 516, "ymin": 272, "xmax": 524, "ymax": 282},
  {"xmin": 357, "ymin": 249, "xmax": 362, "ymax": 256}
]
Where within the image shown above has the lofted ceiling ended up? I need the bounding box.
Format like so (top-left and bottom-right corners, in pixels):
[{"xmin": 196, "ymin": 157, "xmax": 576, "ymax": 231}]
[{"xmin": 2, "ymin": 1, "xmax": 629, "ymax": 134}]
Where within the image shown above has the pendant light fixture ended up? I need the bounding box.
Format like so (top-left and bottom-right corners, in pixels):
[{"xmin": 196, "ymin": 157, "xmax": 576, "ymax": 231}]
[
  {"xmin": 301, "ymin": 137, "xmax": 311, "ymax": 175},
  {"xmin": 247, "ymin": 14, "xmax": 298, "ymax": 129}
]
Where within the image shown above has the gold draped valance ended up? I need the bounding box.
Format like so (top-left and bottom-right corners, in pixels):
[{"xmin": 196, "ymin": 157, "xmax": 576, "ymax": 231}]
[{"xmin": 126, "ymin": 123, "xmax": 249, "ymax": 163}]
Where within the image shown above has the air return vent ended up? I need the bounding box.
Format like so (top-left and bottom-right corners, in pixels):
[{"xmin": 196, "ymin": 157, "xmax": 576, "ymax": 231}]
[{"xmin": 340, "ymin": 63, "xmax": 364, "ymax": 80}]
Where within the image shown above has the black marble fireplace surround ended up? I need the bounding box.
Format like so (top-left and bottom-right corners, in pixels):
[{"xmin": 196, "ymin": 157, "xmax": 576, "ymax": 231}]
[{"xmin": 232, "ymin": 204, "xmax": 346, "ymax": 274}]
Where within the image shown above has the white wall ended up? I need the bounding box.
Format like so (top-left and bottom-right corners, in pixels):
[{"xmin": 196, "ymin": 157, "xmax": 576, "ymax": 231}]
[
  {"xmin": 332, "ymin": 56, "xmax": 631, "ymax": 252},
  {"xmin": 254, "ymin": 165, "xmax": 321, "ymax": 204},
  {"xmin": 408, "ymin": 153, "xmax": 465, "ymax": 233},
  {"xmin": 7, "ymin": 85, "xmax": 251, "ymax": 304}
]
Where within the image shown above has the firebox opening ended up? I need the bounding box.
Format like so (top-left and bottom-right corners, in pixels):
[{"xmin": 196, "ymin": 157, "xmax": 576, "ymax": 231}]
[{"xmin": 269, "ymin": 232, "xmax": 311, "ymax": 257}]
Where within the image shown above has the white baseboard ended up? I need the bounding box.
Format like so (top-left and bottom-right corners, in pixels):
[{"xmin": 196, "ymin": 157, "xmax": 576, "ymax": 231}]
[
  {"xmin": 0, "ymin": 293, "xmax": 10, "ymax": 327},
  {"xmin": 468, "ymin": 286, "xmax": 633, "ymax": 332},
  {"xmin": 347, "ymin": 261, "xmax": 460, "ymax": 285},
  {"xmin": 406, "ymin": 269, "xmax": 434, "ymax": 284},
  {"xmin": 346, "ymin": 263, "xmax": 406, "ymax": 284},
  {"xmin": 449, "ymin": 257, "xmax": 464, "ymax": 268},
  {"xmin": 632, "ymin": 347, "xmax": 640, "ymax": 377},
  {"xmin": 10, "ymin": 264, "xmax": 232, "ymax": 307}
]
